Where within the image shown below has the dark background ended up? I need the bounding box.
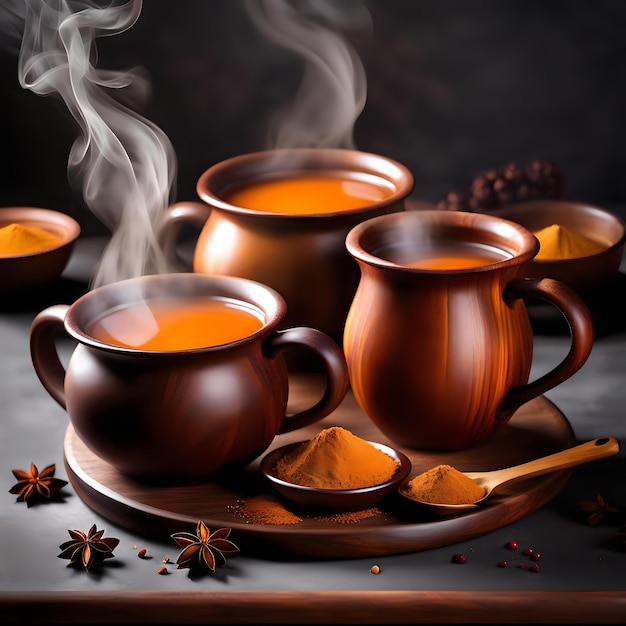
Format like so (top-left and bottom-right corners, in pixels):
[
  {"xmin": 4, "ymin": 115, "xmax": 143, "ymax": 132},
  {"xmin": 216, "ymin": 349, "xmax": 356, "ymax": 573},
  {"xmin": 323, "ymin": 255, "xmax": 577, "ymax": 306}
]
[{"xmin": 1, "ymin": 0, "xmax": 625, "ymax": 236}]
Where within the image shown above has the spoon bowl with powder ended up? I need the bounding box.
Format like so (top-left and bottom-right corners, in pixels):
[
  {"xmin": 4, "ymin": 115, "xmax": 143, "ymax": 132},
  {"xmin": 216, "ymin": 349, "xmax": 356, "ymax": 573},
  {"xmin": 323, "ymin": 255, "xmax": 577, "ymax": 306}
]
[
  {"xmin": 398, "ymin": 437, "xmax": 620, "ymax": 514},
  {"xmin": 260, "ymin": 427, "xmax": 412, "ymax": 512}
]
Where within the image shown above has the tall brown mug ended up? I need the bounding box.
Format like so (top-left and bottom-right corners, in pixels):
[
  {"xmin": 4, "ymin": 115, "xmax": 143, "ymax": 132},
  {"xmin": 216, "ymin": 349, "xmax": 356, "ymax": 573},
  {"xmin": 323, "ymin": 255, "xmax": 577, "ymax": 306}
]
[{"xmin": 343, "ymin": 210, "xmax": 594, "ymax": 451}]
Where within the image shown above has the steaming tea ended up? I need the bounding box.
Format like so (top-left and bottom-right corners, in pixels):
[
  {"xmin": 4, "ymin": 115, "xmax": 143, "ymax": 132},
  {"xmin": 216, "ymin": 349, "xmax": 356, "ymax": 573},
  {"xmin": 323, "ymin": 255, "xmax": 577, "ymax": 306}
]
[
  {"xmin": 224, "ymin": 173, "xmax": 395, "ymax": 214},
  {"xmin": 87, "ymin": 297, "xmax": 264, "ymax": 351},
  {"xmin": 403, "ymin": 243, "xmax": 511, "ymax": 270}
]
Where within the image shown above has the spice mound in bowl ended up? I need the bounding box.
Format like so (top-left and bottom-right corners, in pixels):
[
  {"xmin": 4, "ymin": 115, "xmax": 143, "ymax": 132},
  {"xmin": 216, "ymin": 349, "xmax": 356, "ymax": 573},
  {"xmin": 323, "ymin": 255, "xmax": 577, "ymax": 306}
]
[
  {"xmin": 491, "ymin": 199, "xmax": 626, "ymax": 294},
  {"xmin": 0, "ymin": 206, "xmax": 81, "ymax": 292},
  {"xmin": 260, "ymin": 426, "xmax": 412, "ymax": 512}
]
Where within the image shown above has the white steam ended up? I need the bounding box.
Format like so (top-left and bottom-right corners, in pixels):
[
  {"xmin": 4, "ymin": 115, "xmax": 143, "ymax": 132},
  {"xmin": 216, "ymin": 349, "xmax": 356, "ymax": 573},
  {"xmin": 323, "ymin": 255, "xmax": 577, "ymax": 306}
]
[
  {"xmin": 3, "ymin": 0, "xmax": 370, "ymax": 291},
  {"xmin": 245, "ymin": 0, "xmax": 370, "ymax": 150},
  {"xmin": 11, "ymin": 0, "xmax": 176, "ymax": 288}
]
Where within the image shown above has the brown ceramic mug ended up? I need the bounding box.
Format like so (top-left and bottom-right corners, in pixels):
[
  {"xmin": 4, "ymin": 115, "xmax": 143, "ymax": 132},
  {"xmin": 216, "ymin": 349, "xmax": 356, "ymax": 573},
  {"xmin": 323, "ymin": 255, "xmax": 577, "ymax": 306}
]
[
  {"xmin": 343, "ymin": 210, "xmax": 594, "ymax": 451},
  {"xmin": 30, "ymin": 273, "xmax": 349, "ymax": 482},
  {"xmin": 158, "ymin": 148, "xmax": 414, "ymax": 368}
]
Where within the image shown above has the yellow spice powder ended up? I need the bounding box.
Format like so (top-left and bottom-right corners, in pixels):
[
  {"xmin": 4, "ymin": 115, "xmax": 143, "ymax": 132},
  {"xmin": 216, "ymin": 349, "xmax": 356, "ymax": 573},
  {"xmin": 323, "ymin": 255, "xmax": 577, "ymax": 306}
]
[
  {"xmin": 533, "ymin": 223, "xmax": 606, "ymax": 260},
  {"xmin": 0, "ymin": 223, "xmax": 62, "ymax": 255}
]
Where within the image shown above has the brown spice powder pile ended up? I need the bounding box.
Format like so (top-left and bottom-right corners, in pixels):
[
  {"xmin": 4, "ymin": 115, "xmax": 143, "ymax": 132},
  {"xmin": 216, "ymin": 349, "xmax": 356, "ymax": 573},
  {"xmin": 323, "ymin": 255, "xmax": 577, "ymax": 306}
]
[
  {"xmin": 273, "ymin": 426, "xmax": 399, "ymax": 489},
  {"xmin": 404, "ymin": 464, "xmax": 485, "ymax": 505}
]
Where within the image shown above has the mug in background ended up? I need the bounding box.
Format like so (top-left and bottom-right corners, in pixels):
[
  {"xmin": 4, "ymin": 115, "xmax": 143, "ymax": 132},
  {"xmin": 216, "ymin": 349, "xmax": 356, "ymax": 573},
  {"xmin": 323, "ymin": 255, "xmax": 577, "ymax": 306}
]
[
  {"xmin": 343, "ymin": 210, "xmax": 594, "ymax": 451},
  {"xmin": 30, "ymin": 273, "xmax": 349, "ymax": 482},
  {"xmin": 158, "ymin": 148, "xmax": 414, "ymax": 368}
]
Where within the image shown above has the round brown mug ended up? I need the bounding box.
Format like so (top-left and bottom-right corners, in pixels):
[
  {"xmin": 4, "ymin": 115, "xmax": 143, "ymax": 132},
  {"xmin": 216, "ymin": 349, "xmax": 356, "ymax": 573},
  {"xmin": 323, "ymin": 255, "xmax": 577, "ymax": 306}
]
[
  {"xmin": 30, "ymin": 273, "xmax": 349, "ymax": 482},
  {"xmin": 343, "ymin": 210, "xmax": 594, "ymax": 451},
  {"xmin": 158, "ymin": 148, "xmax": 414, "ymax": 368}
]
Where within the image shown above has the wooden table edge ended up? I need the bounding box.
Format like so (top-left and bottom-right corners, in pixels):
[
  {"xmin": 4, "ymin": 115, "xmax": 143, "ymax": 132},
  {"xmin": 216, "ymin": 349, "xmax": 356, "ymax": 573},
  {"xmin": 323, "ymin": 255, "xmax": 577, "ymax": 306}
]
[{"xmin": 2, "ymin": 590, "xmax": 626, "ymax": 623}]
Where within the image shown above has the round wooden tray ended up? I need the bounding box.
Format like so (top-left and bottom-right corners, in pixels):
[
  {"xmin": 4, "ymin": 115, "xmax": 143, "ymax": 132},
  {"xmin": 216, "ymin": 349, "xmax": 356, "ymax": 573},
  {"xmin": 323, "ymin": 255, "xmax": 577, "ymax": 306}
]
[{"xmin": 64, "ymin": 375, "xmax": 576, "ymax": 560}]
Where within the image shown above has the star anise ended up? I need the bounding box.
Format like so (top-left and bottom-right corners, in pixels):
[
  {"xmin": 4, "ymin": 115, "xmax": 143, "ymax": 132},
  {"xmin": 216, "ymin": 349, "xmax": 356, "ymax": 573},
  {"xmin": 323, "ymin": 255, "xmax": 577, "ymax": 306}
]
[
  {"xmin": 578, "ymin": 492, "xmax": 622, "ymax": 526},
  {"xmin": 171, "ymin": 520, "xmax": 239, "ymax": 572},
  {"xmin": 58, "ymin": 524, "xmax": 120, "ymax": 571},
  {"xmin": 9, "ymin": 462, "xmax": 68, "ymax": 504}
]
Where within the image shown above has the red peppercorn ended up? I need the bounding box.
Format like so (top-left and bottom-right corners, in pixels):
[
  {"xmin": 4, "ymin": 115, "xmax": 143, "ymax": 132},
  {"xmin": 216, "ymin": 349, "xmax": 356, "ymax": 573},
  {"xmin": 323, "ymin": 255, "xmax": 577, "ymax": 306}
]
[
  {"xmin": 506, "ymin": 540, "xmax": 518, "ymax": 550},
  {"xmin": 498, "ymin": 560, "xmax": 508, "ymax": 568},
  {"xmin": 531, "ymin": 552, "xmax": 541, "ymax": 561},
  {"xmin": 452, "ymin": 553, "xmax": 467, "ymax": 564},
  {"xmin": 530, "ymin": 564, "xmax": 540, "ymax": 573},
  {"xmin": 517, "ymin": 563, "xmax": 526, "ymax": 569},
  {"xmin": 522, "ymin": 548, "xmax": 533, "ymax": 556}
]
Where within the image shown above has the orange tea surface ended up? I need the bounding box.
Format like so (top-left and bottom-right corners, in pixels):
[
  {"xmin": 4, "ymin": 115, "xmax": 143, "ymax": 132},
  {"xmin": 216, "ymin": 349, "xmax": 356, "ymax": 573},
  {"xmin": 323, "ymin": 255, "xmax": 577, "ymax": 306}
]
[
  {"xmin": 224, "ymin": 174, "xmax": 395, "ymax": 214},
  {"xmin": 404, "ymin": 244, "xmax": 511, "ymax": 270},
  {"xmin": 87, "ymin": 297, "xmax": 264, "ymax": 351}
]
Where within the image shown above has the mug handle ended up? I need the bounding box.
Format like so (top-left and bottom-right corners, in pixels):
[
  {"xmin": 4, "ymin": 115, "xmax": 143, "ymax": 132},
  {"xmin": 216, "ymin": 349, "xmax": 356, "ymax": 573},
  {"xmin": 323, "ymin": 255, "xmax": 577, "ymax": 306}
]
[
  {"xmin": 29, "ymin": 304, "xmax": 70, "ymax": 410},
  {"xmin": 500, "ymin": 277, "xmax": 594, "ymax": 415},
  {"xmin": 158, "ymin": 201, "xmax": 211, "ymax": 270},
  {"xmin": 265, "ymin": 327, "xmax": 350, "ymax": 433}
]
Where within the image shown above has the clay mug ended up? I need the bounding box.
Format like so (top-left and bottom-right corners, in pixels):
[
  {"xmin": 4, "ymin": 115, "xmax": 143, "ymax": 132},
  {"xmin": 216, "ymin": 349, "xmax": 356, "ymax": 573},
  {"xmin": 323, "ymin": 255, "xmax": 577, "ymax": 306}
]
[
  {"xmin": 29, "ymin": 273, "xmax": 349, "ymax": 482},
  {"xmin": 158, "ymin": 148, "xmax": 414, "ymax": 368},
  {"xmin": 343, "ymin": 210, "xmax": 594, "ymax": 451}
]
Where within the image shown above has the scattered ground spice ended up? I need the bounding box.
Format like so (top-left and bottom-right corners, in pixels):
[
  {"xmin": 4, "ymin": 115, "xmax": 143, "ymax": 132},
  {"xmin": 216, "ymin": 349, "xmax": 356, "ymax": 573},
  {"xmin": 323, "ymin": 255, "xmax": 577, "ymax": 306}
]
[
  {"xmin": 403, "ymin": 464, "xmax": 485, "ymax": 505},
  {"xmin": 273, "ymin": 426, "xmax": 399, "ymax": 489},
  {"xmin": 313, "ymin": 507, "xmax": 384, "ymax": 523},
  {"xmin": 229, "ymin": 495, "xmax": 386, "ymax": 526},
  {"xmin": 231, "ymin": 494, "xmax": 303, "ymax": 525}
]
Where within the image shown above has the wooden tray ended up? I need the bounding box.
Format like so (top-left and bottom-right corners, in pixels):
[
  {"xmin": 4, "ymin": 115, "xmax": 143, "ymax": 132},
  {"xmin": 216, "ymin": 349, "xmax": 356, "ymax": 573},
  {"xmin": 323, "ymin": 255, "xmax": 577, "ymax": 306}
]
[{"xmin": 64, "ymin": 375, "xmax": 576, "ymax": 560}]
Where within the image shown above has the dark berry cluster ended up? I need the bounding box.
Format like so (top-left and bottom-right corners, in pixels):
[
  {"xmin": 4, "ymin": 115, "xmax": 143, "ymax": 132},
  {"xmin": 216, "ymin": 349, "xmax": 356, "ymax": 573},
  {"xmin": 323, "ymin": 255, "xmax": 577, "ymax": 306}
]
[
  {"xmin": 501, "ymin": 541, "xmax": 541, "ymax": 572},
  {"xmin": 436, "ymin": 159, "xmax": 566, "ymax": 212}
]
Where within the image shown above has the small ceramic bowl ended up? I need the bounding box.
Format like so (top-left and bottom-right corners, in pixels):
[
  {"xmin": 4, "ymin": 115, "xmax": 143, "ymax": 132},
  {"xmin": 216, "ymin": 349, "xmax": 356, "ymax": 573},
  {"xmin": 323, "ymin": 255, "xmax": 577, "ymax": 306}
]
[
  {"xmin": 260, "ymin": 440, "xmax": 412, "ymax": 512},
  {"xmin": 0, "ymin": 207, "xmax": 81, "ymax": 292},
  {"xmin": 491, "ymin": 200, "xmax": 626, "ymax": 294}
]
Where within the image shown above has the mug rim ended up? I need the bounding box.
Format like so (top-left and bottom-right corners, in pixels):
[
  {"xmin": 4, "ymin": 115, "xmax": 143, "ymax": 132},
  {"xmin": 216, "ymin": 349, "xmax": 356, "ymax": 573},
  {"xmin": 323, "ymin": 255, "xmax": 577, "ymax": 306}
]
[
  {"xmin": 63, "ymin": 273, "xmax": 286, "ymax": 355},
  {"xmin": 345, "ymin": 209, "xmax": 540, "ymax": 273},
  {"xmin": 195, "ymin": 147, "xmax": 415, "ymax": 219}
]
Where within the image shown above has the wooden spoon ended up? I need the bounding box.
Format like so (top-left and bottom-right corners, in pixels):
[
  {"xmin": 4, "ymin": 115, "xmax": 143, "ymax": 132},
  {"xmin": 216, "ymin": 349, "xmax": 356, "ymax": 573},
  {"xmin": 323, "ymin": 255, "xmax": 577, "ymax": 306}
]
[{"xmin": 398, "ymin": 436, "xmax": 620, "ymax": 513}]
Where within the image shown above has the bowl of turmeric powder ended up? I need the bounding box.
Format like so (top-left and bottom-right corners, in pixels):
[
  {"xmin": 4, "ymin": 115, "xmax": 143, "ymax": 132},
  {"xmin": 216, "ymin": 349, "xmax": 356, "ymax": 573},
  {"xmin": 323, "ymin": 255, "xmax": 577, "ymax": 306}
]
[
  {"xmin": 0, "ymin": 207, "xmax": 81, "ymax": 292},
  {"xmin": 491, "ymin": 200, "xmax": 626, "ymax": 294},
  {"xmin": 260, "ymin": 426, "xmax": 412, "ymax": 512}
]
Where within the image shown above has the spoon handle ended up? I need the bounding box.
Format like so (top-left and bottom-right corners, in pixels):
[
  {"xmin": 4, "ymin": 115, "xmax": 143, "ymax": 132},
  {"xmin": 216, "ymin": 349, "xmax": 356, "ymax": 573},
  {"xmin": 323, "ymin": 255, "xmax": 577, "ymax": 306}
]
[{"xmin": 466, "ymin": 436, "xmax": 620, "ymax": 495}]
